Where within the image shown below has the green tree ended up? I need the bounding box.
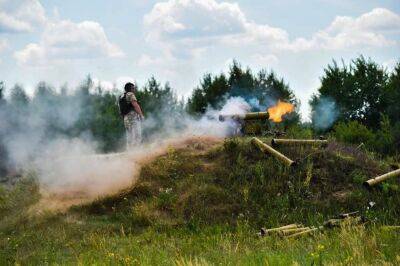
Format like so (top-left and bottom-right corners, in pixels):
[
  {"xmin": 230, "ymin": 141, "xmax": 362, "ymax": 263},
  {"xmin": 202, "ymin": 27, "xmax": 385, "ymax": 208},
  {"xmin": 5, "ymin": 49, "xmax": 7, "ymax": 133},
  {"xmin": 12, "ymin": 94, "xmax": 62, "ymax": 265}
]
[
  {"xmin": 311, "ymin": 56, "xmax": 389, "ymax": 129},
  {"xmin": 90, "ymin": 90, "xmax": 125, "ymax": 152},
  {"xmin": 382, "ymin": 62, "xmax": 400, "ymax": 153},
  {"xmin": 9, "ymin": 84, "xmax": 30, "ymax": 127},
  {"xmin": 0, "ymin": 81, "xmax": 8, "ymax": 175},
  {"xmin": 137, "ymin": 77, "xmax": 184, "ymax": 139},
  {"xmin": 73, "ymin": 75, "xmax": 95, "ymax": 137},
  {"xmin": 187, "ymin": 87, "xmax": 207, "ymax": 114},
  {"xmin": 333, "ymin": 120, "xmax": 375, "ymax": 146},
  {"xmin": 187, "ymin": 73, "xmax": 230, "ymax": 114},
  {"xmin": 0, "ymin": 81, "xmax": 4, "ymax": 104},
  {"xmin": 32, "ymin": 82, "xmax": 60, "ymax": 136},
  {"xmin": 228, "ymin": 60, "xmax": 255, "ymax": 96},
  {"xmin": 383, "ymin": 62, "xmax": 400, "ymax": 124},
  {"xmin": 187, "ymin": 61, "xmax": 299, "ymax": 118},
  {"xmin": 10, "ymin": 84, "xmax": 29, "ymax": 107}
]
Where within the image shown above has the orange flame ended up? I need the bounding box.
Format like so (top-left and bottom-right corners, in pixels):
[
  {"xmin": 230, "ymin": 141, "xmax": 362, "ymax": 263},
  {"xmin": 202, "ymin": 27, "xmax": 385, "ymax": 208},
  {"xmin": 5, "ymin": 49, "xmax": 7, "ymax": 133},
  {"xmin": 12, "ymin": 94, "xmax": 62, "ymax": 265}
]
[{"xmin": 267, "ymin": 100, "xmax": 294, "ymax": 123}]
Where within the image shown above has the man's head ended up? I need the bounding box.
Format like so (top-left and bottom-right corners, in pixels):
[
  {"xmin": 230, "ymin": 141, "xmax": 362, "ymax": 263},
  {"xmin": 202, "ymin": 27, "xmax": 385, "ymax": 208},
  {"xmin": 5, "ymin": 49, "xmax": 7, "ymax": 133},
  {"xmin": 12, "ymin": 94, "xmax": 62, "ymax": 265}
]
[{"xmin": 124, "ymin": 82, "xmax": 136, "ymax": 93}]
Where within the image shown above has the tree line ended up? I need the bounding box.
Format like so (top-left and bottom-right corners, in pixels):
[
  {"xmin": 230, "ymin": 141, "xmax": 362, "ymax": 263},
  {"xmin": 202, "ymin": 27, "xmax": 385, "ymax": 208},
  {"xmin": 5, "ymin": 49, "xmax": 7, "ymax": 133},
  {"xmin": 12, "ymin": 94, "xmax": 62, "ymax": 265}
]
[
  {"xmin": 311, "ymin": 56, "xmax": 400, "ymax": 154},
  {"xmin": 0, "ymin": 56, "xmax": 399, "ymax": 175}
]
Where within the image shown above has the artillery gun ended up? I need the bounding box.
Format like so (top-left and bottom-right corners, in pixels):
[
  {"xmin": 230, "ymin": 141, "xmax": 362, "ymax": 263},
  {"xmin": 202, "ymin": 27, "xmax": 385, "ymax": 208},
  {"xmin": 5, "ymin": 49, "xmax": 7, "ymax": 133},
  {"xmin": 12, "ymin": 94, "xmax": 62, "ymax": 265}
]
[
  {"xmin": 219, "ymin": 111, "xmax": 272, "ymax": 135},
  {"xmin": 218, "ymin": 111, "xmax": 269, "ymax": 122}
]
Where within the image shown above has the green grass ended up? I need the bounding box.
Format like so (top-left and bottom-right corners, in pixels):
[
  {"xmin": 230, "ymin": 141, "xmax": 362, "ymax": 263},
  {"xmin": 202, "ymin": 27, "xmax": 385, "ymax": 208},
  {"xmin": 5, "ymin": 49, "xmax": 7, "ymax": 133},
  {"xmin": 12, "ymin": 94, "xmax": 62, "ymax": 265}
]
[{"xmin": 0, "ymin": 137, "xmax": 400, "ymax": 265}]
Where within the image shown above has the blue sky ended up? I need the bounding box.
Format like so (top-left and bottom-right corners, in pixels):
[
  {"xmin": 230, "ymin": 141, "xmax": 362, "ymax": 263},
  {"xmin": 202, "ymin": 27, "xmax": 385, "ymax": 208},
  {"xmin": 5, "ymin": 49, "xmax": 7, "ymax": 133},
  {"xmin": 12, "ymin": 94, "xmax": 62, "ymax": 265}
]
[{"xmin": 0, "ymin": 0, "xmax": 399, "ymax": 119}]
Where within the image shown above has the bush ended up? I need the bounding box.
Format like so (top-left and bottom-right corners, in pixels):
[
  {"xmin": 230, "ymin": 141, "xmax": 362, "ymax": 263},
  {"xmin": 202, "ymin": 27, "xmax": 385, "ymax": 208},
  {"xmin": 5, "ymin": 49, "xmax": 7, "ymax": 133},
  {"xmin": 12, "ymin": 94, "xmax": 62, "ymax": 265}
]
[
  {"xmin": 333, "ymin": 121, "xmax": 374, "ymax": 146},
  {"xmin": 286, "ymin": 125, "xmax": 313, "ymax": 139},
  {"xmin": 390, "ymin": 122, "xmax": 400, "ymax": 156},
  {"xmin": 372, "ymin": 116, "xmax": 394, "ymax": 154},
  {"xmin": 333, "ymin": 118, "xmax": 400, "ymax": 156}
]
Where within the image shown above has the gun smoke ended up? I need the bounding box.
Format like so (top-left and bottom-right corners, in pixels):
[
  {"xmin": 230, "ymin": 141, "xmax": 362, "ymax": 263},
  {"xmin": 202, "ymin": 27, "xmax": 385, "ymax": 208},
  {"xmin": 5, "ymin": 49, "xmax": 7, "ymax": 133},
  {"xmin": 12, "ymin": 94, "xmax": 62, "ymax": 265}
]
[
  {"xmin": 312, "ymin": 97, "xmax": 338, "ymax": 130},
  {"xmin": 0, "ymin": 83, "xmax": 250, "ymax": 210}
]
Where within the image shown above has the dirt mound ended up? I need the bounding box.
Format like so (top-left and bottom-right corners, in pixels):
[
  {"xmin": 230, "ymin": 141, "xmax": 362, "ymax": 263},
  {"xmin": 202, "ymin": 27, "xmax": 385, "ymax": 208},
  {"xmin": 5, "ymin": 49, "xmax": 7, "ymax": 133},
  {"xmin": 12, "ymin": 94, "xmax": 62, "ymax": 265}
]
[
  {"xmin": 33, "ymin": 136, "xmax": 222, "ymax": 212},
  {"xmin": 76, "ymin": 137, "xmax": 399, "ymax": 228}
]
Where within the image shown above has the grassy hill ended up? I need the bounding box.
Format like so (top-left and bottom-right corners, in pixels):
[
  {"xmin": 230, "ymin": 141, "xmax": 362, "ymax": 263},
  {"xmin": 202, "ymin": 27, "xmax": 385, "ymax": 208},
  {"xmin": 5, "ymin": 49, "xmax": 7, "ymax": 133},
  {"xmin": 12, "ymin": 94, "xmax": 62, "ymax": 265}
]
[{"xmin": 0, "ymin": 136, "xmax": 399, "ymax": 265}]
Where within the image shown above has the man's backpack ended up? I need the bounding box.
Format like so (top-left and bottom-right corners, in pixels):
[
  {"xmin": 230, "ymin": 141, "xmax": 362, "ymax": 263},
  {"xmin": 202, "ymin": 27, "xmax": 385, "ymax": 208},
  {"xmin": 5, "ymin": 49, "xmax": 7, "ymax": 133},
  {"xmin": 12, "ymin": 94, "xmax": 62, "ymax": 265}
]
[{"xmin": 118, "ymin": 93, "xmax": 133, "ymax": 116}]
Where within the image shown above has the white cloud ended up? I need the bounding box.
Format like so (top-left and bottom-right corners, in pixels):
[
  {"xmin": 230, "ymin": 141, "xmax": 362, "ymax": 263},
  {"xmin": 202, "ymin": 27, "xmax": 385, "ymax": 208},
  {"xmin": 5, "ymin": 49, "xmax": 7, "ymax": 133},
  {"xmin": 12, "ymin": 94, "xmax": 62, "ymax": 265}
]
[
  {"xmin": 328, "ymin": 8, "xmax": 400, "ymax": 34},
  {"xmin": 289, "ymin": 8, "xmax": 400, "ymax": 51},
  {"xmin": 137, "ymin": 54, "xmax": 165, "ymax": 67},
  {"xmin": 91, "ymin": 78, "xmax": 115, "ymax": 93},
  {"xmin": 144, "ymin": 0, "xmax": 247, "ymax": 42},
  {"xmin": 141, "ymin": 1, "xmax": 399, "ymax": 118},
  {"xmin": 250, "ymin": 54, "xmax": 279, "ymax": 65},
  {"xmin": 14, "ymin": 43, "xmax": 44, "ymax": 65},
  {"xmin": 115, "ymin": 76, "xmax": 135, "ymax": 91},
  {"xmin": 382, "ymin": 58, "xmax": 398, "ymax": 72},
  {"xmin": 0, "ymin": 38, "xmax": 7, "ymax": 51},
  {"xmin": 14, "ymin": 20, "xmax": 124, "ymax": 66},
  {"xmin": 142, "ymin": 0, "xmax": 291, "ymax": 91},
  {"xmin": 0, "ymin": 37, "xmax": 7, "ymax": 62},
  {"xmin": 0, "ymin": 0, "xmax": 46, "ymax": 33},
  {"xmin": 144, "ymin": 1, "xmax": 399, "ymax": 54},
  {"xmin": 144, "ymin": 0, "xmax": 289, "ymax": 53}
]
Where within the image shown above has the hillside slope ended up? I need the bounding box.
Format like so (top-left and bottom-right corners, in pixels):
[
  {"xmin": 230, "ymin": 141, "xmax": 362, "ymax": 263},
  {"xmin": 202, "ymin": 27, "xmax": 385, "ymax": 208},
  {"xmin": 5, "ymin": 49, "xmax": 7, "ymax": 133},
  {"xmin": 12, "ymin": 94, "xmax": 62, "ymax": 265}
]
[{"xmin": 0, "ymin": 137, "xmax": 399, "ymax": 265}]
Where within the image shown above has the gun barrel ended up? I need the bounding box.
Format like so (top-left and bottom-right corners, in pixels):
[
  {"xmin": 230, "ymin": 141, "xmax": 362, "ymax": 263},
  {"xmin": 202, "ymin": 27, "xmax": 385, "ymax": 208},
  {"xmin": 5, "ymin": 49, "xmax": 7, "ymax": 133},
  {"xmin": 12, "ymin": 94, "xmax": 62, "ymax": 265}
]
[
  {"xmin": 364, "ymin": 169, "xmax": 400, "ymax": 187},
  {"xmin": 218, "ymin": 114, "xmax": 241, "ymax": 122},
  {"xmin": 219, "ymin": 111, "xmax": 269, "ymax": 122},
  {"xmin": 244, "ymin": 111, "xmax": 269, "ymax": 120},
  {"xmin": 251, "ymin": 137, "xmax": 296, "ymax": 168},
  {"xmin": 271, "ymin": 138, "xmax": 328, "ymax": 147}
]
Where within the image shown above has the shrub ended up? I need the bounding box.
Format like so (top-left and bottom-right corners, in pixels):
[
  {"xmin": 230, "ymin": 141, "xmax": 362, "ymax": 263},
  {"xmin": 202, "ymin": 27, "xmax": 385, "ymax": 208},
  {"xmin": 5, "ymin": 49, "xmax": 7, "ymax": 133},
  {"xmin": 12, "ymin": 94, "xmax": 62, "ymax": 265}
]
[
  {"xmin": 286, "ymin": 125, "xmax": 313, "ymax": 139},
  {"xmin": 372, "ymin": 115, "xmax": 394, "ymax": 154},
  {"xmin": 390, "ymin": 122, "xmax": 400, "ymax": 156},
  {"xmin": 333, "ymin": 121, "xmax": 374, "ymax": 146}
]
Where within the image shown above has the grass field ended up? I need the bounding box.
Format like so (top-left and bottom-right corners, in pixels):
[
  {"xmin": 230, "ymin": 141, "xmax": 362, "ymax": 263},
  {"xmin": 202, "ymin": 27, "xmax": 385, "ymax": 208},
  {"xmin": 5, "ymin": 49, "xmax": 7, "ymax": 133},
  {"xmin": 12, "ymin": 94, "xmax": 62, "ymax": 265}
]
[{"xmin": 1, "ymin": 136, "xmax": 399, "ymax": 265}]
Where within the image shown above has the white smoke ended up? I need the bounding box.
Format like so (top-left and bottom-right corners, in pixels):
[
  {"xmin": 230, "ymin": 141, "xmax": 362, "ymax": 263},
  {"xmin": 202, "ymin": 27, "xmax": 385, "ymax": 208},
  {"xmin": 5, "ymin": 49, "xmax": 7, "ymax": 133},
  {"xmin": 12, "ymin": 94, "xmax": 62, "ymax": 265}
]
[
  {"xmin": 248, "ymin": 98, "xmax": 262, "ymax": 110},
  {"xmin": 312, "ymin": 97, "xmax": 338, "ymax": 130},
  {"xmin": 218, "ymin": 96, "xmax": 250, "ymax": 116},
  {"xmin": 247, "ymin": 97, "xmax": 276, "ymax": 111},
  {"xmin": 1, "ymin": 94, "xmax": 251, "ymax": 210},
  {"xmin": 189, "ymin": 96, "xmax": 251, "ymax": 137}
]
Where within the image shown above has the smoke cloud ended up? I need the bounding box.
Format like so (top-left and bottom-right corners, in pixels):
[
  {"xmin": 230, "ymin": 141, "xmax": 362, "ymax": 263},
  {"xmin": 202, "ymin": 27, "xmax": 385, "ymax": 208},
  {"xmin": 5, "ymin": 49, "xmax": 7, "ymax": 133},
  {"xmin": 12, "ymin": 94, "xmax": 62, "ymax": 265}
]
[
  {"xmin": 312, "ymin": 97, "xmax": 338, "ymax": 130},
  {"xmin": 0, "ymin": 87, "xmax": 250, "ymax": 211}
]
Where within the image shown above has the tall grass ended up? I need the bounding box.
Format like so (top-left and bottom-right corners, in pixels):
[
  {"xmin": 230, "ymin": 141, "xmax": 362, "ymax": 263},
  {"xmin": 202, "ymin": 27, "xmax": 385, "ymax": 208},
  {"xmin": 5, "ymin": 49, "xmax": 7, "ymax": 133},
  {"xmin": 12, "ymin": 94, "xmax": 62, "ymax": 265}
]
[{"xmin": 0, "ymin": 137, "xmax": 399, "ymax": 265}]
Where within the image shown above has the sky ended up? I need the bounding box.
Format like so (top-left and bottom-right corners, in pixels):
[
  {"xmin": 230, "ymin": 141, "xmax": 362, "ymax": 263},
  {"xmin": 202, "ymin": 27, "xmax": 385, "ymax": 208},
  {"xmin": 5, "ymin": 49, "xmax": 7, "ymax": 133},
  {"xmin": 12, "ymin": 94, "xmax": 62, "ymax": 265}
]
[{"xmin": 0, "ymin": 0, "xmax": 399, "ymax": 119}]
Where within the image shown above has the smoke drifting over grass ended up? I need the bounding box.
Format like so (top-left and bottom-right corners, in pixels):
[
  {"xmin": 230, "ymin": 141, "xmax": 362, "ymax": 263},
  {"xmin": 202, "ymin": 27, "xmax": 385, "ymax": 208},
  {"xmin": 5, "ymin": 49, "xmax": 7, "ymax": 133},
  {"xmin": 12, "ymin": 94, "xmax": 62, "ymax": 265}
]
[{"xmin": 1, "ymin": 90, "xmax": 249, "ymax": 210}]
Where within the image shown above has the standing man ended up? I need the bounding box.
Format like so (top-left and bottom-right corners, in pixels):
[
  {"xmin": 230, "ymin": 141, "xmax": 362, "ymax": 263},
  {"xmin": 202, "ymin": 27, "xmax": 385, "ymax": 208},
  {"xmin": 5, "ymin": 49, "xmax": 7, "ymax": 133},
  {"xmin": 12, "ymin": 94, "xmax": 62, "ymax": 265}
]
[{"xmin": 119, "ymin": 82, "xmax": 144, "ymax": 149}]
